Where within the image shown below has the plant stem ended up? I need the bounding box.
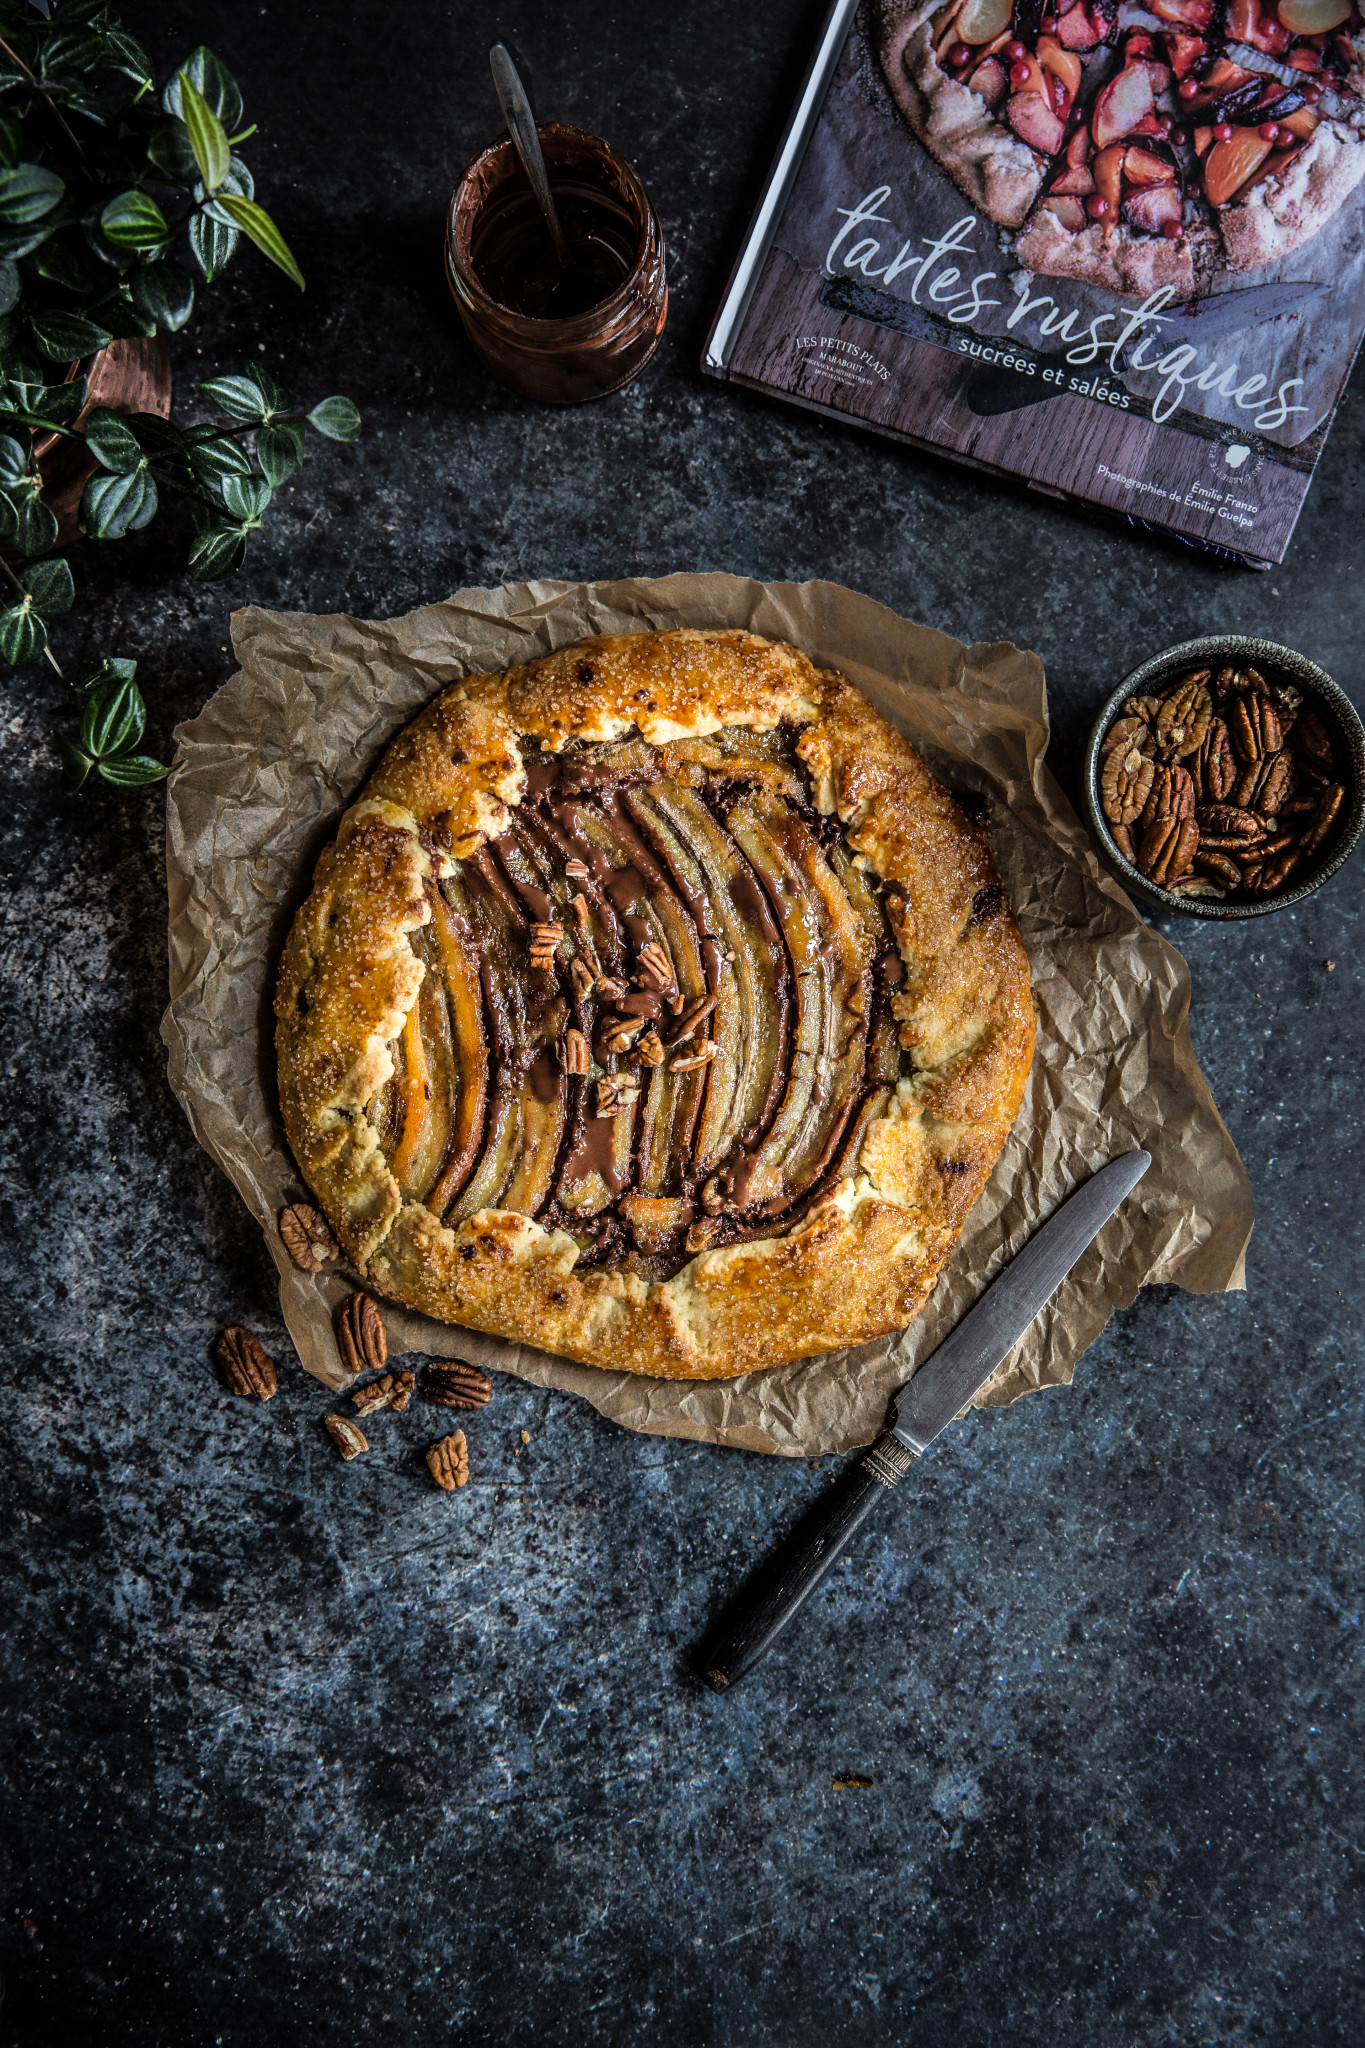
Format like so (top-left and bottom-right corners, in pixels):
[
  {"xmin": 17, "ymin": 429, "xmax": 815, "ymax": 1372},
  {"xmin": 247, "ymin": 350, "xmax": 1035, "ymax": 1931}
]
[
  {"xmin": 0, "ymin": 34, "xmax": 89, "ymax": 162},
  {"xmin": 0, "ymin": 551, "xmax": 63, "ymax": 679}
]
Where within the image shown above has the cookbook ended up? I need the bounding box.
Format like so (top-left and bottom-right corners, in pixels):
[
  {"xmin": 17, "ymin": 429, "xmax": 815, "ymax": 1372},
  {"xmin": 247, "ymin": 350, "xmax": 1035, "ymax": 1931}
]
[{"xmin": 704, "ymin": 0, "xmax": 1365, "ymax": 566}]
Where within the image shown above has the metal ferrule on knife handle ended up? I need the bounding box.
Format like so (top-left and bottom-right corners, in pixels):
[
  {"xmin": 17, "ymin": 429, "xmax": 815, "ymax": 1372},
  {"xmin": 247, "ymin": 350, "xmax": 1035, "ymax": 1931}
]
[{"xmin": 862, "ymin": 1432, "xmax": 918, "ymax": 1486}]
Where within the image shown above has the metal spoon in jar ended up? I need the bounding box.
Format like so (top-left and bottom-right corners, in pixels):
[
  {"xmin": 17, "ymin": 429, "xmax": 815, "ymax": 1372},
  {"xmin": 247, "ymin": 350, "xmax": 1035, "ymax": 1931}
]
[{"xmin": 488, "ymin": 42, "xmax": 570, "ymax": 271}]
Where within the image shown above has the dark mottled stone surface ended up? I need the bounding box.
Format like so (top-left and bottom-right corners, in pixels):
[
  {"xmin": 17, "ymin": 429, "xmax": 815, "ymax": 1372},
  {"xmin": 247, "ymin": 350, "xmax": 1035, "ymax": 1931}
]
[{"xmin": 1, "ymin": 2, "xmax": 1362, "ymax": 2042}]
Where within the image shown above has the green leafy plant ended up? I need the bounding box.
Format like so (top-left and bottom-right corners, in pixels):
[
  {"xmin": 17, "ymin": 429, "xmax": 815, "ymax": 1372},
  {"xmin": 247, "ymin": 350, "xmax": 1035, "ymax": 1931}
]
[{"xmin": 0, "ymin": 0, "xmax": 361, "ymax": 788}]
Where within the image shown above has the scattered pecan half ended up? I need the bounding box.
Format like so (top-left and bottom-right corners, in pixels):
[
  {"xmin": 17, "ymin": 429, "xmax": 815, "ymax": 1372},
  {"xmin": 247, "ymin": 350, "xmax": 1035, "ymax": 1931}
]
[
  {"xmin": 568, "ymin": 957, "xmax": 595, "ymax": 1002},
  {"xmin": 1100, "ymin": 744, "xmax": 1155, "ymax": 828},
  {"xmin": 1230, "ymin": 692, "xmax": 1282, "ymax": 762},
  {"xmin": 279, "ymin": 1202, "xmax": 340, "ymax": 1272},
  {"xmin": 1102, "ymin": 713, "xmax": 1155, "ymax": 762},
  {"xmin": 1300, "ymin": 784, "xmax": 1345, "ymax": 859},
  {"xmin": 528, "ymin": 922, "xmax": 564, "ymax": 970},
  {"xmin": 671, "ymin": 1040, "xmax": 719, "ymax": 1073},
  {"xmin": 1252, "ymin": 849, "xmax": 1302, "ymax": 892},
  {"xmin": 1194, "ymin": 719, "xmax": 1237, "ymax": 803},
  {"xmin": 560, "ymin": 1027, "xmax": 590, "ymax": 1075},
  {"xmin": 325, "ymin": 1414, "xmax": 369, "ymax": 1460},
  {"xmin": 1168, "ymin": 877, "xmax": 1224, "ymax": 900},
  {"xmin": 427, "ymin": 1430, "xmax": 469, "ymax": 1490},
  {"xmin": 1156, "ymin": 676, "xmax": 1212, "ymax": 758},
  {"xmin": 1140, "ymin": 763, "xmax": 1195, "ymax": 829},
  {"xmin": 636, "ymin": 941, "xmax": 675, "ymax": 991},
  {"xmin": 595, "ymin": 1074, "xmax": 640, "ymax": 1117},
  {"xmin": 426, "ymin": 1361, "xmax": 493, "ymax": 1409},
  {"xmin": 1294, "ymin": 709, "xmax": 1336, "ymax": 773},
  {"xmin": 634, "ymin": 1026, "xmax": 664, "ymax": 1067},
  {"xmin": 1138, "ymin": 815, "xmax": 1198, "ymax": 887},
  {"xmin": 1257, "ymin": 752, "xmax": 1294, "ymax": 814},
  {"xmin": 602, "ymin": 1014, "xmax": 644, "ymax": 1055},
  {"xmin": 216, "ymin": 1326, "xmax": 277, "ymax": 1400},
  {"xmin": 1195, "ymin": 804, "xmax": 1261, "ymax": 840},
  {"xmin": 1194, "ymin": 850, "xmax": 1243, "ymax": 889},
  {"xmin": 351, "ymin": 1370, "xmax": 416, "ymax": 1417},
  {"xmin": 335, "ymin": 1292, "xmax": 387, "ymax": 1376}
]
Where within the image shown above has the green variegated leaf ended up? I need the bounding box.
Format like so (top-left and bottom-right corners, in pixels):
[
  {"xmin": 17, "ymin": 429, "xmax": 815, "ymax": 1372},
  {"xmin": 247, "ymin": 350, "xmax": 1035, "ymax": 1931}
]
[
  {"xmin": 11, "ymin": 489, "xmax": 57, "ymax": 553},
  {"xmin": 219, "ymin": 472, "xmax": 270, "ymax": 521},
  {"xmin": 82, "ymin": 463, "xmax": 157, "ymax": 538},
  {"xmin": 26, "ymin": 379, "xmax": 86, "ymax": 425},
  {"xmin": 98, "ymin": 752, "xmax": 170, "ymax": 786},
  {"xmin": 0, "ymin": 431, "xmax": 27, "ymax": 481},
  {"xmin": 0, "ymin": 225, "xmax": 55, "ymax": 264},
  {"xmin": 40, "ymin": 28, "xmax": 103, "ymax": 77},
  {"xmin": 179, "ymin": 75, "xmax": 230, "ymax": 192},
  {"xmin": 81, "ymin": 675, "xmax": 145, "ymax": 757},
  {"xmin": 188, "ymin": 206, "xmax": 237, "ymax": 281},
  {"xmin": 71, "ymin": 655, "xmax": 137, "ymax": 698},
  {"xmin": 22, "ymin": 556, "xmax": 74, "ymax": 618},
  {"xmin": 29, "ymin": 309, "xmax": 112, "ymax": 361},
  {"xmin": 100, "ymin": 190, "xmax": 169, "ymax": 251},
  {"xmin": 83, "ymin": 406, "xmax": 144, "ymax": 472},
  {"xmin": 199, "ymin": 372, "xmax": 269, "ymax": 422},
  {"xmin": 97, "ymin": 293, "xmax": 157, "ymax": 342},
  {"xmin": 0, "ymin": 601, "xmax": 45, "ymax": 663},
  {"xmin": 256, "ymin": 420, "xmax": 305, "ymax": 484},
  {"xmin": 0, "ymin": 165, "xmax": 63, "ymax": 226},
  {"xmin": 32, "ymin": 234, "xmax": 95, "ymax": 293},
  {"xmin": 57, "ymin": 737, "xmax": 93, "ymax": 791},
  {"xmin": 187, "ymin": 434, "xmax": 252, "ymax": 486},
  {"xmin": 162, "ymin": 47, "xmax": 244, "ymax": 134},
  {"xmin": 100, "ymin": 27, "xmax": 155, "ymax": 93},
  {"xmin": 215, "ymin": 195, "xmax": 304, "ymax": 290},
  {"xmin": 307, "ymin": 396, "xmax": 362, "ymax": 442},
  {"xmin": 147, "ymin": 119, "xmax": 199, "ymax": 184},
  {"xmin": 187, "ymin": 520, "xmax": 247, "ymax": 580},
  {"xmin": 130, "ymin": 260, "xmax": 194, "ymax": 333},
  {"xmin": 251, "ymin": 364, "xmax": 290, "ymax": 413}
]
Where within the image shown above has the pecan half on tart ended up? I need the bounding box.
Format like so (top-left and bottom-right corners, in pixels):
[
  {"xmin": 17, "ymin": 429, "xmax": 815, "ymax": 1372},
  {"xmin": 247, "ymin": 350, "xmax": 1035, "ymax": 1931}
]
[{"xmin": 275, "ymin": 630, "xmax": 1035, "ymax": 1380}]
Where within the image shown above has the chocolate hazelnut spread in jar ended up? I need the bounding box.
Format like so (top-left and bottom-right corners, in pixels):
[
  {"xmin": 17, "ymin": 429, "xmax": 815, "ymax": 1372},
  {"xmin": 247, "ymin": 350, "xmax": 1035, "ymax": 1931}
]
[{"xmin": 445, "ymin": 123, "xmax": 667, "ymax": 404}]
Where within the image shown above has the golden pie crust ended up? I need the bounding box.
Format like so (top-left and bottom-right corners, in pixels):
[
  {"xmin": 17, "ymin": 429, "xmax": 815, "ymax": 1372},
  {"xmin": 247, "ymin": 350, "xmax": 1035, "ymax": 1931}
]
[{"xmin": 275, "ymin": 629, "xmax": 1035, "ymax": 1379}]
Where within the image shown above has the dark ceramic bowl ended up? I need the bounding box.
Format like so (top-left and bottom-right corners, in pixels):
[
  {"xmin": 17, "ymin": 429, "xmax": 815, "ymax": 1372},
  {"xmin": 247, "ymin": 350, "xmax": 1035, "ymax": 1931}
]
[{"xmin": 1084, "ymin": 635, "xmax": 1365, "ymax": 920}]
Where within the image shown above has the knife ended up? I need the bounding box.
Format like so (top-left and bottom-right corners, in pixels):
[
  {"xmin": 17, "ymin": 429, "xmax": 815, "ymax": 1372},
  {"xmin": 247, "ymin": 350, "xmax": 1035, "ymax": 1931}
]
[{"xmin": 699, "ymin": 1149, "xmax": 1151, "ymax": 1693}]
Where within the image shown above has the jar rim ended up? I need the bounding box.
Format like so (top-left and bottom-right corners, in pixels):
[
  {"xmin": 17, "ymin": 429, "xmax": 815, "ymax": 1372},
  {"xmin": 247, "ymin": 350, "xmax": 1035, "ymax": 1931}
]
[{"xmin": 446, "ymin": 122, "xmax": 659, "ymax": 338}]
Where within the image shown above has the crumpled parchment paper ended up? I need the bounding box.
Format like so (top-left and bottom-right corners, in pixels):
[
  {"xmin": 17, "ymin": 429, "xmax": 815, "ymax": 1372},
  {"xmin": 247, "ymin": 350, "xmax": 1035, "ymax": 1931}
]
[{"xmin": 161, "ymin": 573, "xmax": 1253, "ymax": 1457}]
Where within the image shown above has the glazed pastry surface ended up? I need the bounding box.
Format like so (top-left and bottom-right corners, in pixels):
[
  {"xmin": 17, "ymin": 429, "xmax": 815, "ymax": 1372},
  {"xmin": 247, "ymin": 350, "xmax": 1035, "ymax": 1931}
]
[{"xmin": 275, "ymin": 629, "xmax": 1036, "ymax": 1378}]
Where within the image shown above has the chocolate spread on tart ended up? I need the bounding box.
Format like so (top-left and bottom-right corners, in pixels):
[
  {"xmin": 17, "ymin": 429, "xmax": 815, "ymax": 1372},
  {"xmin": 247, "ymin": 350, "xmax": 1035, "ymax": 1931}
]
[{"xmin": 368, "ymin": 723, "xmax": 911, "ymax": 1281}]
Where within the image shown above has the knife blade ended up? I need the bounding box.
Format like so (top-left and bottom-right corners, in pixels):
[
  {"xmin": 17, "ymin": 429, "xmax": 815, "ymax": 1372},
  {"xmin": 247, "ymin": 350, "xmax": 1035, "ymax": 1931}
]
[{"xmin": 699, "ymin": 1150, "xmax": 1151, "ymax": 1692}]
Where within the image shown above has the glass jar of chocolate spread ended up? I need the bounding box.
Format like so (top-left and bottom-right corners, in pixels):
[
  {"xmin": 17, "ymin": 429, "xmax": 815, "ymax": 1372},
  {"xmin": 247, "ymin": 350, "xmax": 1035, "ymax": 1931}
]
[{"xmin": 445, "ymin": 123, "xmax": 667, "ymax": 405}]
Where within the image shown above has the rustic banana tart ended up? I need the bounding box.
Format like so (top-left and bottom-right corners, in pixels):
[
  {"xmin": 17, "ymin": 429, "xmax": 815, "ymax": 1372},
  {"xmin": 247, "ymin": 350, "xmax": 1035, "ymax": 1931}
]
[{"xmin": 275, "ymin": 629, "xmax": 1036, "ymax": 1380}]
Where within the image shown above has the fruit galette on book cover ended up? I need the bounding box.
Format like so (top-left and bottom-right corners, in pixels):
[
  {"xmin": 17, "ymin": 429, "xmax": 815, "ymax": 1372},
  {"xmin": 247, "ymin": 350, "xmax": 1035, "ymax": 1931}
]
[
  {"xmin": 275, "ymin": 630, "xmax": 1035, "ymax": 1381},
  {"xmin": 879, "ymin": 0, "xmax": 1365, "ymax": 297}
]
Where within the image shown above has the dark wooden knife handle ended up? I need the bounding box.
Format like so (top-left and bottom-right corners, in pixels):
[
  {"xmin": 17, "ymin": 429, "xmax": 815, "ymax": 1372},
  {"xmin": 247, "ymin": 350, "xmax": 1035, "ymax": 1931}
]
[{"xmin": 700, "ymin": 1433, "xmax": 917, "ymax": 1693}]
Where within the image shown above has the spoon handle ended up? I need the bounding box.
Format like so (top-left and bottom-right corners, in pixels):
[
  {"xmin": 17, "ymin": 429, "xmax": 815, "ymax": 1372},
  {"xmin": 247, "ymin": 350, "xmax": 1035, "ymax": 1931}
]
[{"xmin": 489, "ymin": 43, "xmax": 570, "ymax": 268}]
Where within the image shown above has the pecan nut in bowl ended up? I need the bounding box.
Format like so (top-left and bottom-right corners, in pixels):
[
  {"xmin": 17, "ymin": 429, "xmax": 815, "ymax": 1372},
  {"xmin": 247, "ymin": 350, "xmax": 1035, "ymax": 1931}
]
[
  {"xmin": 1085, "ymin": 637, "xmax": 1365, "ymax": 920},
  {"xmin": 274, "ymin": 628, "xmax": 1036, "ymax": 1380}
]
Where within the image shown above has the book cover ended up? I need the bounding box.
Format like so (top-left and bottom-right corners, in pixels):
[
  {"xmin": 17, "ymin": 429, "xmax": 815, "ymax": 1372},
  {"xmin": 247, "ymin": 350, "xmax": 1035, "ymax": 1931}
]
[{"xmin": 705, "ymin": 0, "xmax": 1365, "ymax": 566}]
